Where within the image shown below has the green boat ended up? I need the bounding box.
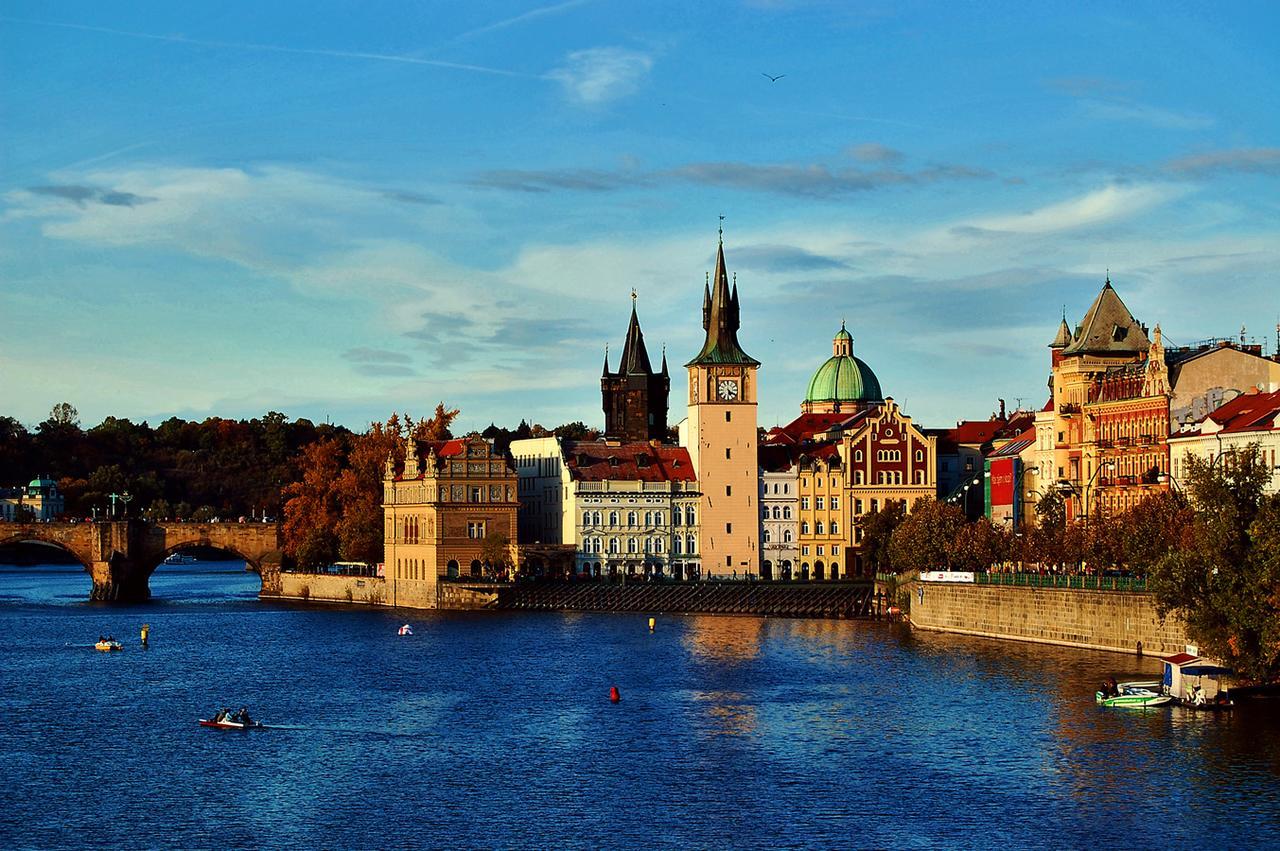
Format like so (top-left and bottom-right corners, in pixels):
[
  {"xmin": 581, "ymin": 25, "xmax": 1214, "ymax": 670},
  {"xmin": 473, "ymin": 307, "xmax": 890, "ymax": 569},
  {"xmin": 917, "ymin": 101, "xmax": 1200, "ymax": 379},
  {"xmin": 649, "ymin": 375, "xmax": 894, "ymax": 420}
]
[{"xmin": 1095, "ymin": 690, "xmax": 1173, "ymax": 708}]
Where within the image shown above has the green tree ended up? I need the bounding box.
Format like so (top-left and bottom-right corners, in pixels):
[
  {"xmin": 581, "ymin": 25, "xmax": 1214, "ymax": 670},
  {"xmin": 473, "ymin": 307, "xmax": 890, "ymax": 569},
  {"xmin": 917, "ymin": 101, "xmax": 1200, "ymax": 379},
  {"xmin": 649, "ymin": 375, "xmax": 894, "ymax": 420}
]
[
  {"xmin": 1148, "ymin": 445, "xmax": 1280, "ymax": 682},
  {"xmin": 859, "ymin": 500, "xmax": 906, "ymax": 573},
  {"xmin": 951, "ymin": 517, "xmax": 1012, "ymax": 572},
  {"xmin": 888, "ymin": 498, "xmax": 966, "ymax": 572}
]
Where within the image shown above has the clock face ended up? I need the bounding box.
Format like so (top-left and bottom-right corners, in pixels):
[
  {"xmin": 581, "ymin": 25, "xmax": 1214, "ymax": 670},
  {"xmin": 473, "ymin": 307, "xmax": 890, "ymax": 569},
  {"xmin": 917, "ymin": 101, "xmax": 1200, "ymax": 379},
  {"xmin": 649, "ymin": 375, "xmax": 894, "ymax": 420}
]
[{"xmin": 717, "ymin": 379, "xmax": 739, "ymax": 401}]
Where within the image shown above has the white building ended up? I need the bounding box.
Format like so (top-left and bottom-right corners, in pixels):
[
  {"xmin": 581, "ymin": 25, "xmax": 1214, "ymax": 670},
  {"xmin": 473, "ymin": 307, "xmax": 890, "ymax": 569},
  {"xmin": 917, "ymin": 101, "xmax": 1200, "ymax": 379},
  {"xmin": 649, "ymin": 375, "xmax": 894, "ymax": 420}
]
[
  {"xmin": 0, "ymin": 475, "xmax": 64, "ymax": 522},
  {"xmin": 759, "ymin": 446, "xmax": 799, "ymax": 578},
  {"xmin": 511, "ymin": 438, "xmax": 702, "ymax": 579},
  {"xmin": 1168, "ymin": 388, "xmax": 1280, "ymax": 496}
]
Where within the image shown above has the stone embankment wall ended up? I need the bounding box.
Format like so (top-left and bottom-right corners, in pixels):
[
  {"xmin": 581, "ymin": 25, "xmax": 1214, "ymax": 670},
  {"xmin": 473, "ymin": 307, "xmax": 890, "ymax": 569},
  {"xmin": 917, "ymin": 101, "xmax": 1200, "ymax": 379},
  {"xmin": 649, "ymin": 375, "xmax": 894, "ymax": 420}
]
[
  {"xmin": 907, "ymin": 581, "xmax": 1189, "ymax": 656},
  {"xmin": 266, "ymin": 573, "xmax": 387, "ymax": 607}
]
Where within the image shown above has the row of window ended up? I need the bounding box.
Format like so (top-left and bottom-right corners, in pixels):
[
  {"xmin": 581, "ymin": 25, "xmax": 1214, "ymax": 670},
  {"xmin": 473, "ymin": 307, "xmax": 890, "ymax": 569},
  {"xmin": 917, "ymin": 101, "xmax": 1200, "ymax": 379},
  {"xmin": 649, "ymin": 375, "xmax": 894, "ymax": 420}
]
[
  {"xmin": 583, "ymin": 536, "xmax": 697, "ymax": 555},
  {"xmin": 799, "ymin": 520, "xmax": 840, "ymax": 535},
  {"xmin": 761, "ymin": 481, "xmax": 792, "ymax": 495},
  {"xmin": 761, "ymin": 528, "xmax": 793, "ymax": 543},
  {"xmin": 582, "ymin": 508, "xmax": 696, "ymax": 527},
  {"xmin": 799, "ymin": 496, "xmax": 841, "ymax": 511},
  {"xmin": 762, "ymin": 505, "xmax": 794, "ymax": 520},
  {"xmin": 800, "ymin": 544, "xmax": 840, "ymax": 556}
]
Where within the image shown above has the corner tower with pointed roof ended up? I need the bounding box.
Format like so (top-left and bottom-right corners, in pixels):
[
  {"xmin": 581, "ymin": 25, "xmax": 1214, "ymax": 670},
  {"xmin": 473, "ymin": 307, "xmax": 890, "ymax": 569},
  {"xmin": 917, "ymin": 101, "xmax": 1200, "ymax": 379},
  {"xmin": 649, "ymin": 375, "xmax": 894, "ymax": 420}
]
[
  {"xmin": 602, "ymin": 292, "xmax": 670, "ymax": 442},
  {"xmin": 684, "ymin": 229, "xmax": 760, "ymax": 578}
]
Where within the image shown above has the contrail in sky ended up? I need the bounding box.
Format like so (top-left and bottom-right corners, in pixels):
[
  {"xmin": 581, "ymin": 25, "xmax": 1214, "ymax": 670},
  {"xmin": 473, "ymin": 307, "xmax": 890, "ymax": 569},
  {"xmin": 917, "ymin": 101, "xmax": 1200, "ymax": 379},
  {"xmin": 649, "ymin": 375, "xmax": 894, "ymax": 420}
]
[
  {"xmin": 452, "ymin": 0, "xmax": 595, "ymax": 42},
  {"xmin": 2, "ymin": 16, "xmax": 547, "ymax": 79}
]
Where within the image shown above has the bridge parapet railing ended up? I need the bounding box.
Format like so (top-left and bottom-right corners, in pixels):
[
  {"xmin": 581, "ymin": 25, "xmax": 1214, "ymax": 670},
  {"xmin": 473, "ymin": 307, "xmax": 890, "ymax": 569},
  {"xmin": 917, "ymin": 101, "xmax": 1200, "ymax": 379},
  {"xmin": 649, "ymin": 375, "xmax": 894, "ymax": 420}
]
[{"xmin": 975, "ymin": 572, "xmax": 1146, "ymax": 592}]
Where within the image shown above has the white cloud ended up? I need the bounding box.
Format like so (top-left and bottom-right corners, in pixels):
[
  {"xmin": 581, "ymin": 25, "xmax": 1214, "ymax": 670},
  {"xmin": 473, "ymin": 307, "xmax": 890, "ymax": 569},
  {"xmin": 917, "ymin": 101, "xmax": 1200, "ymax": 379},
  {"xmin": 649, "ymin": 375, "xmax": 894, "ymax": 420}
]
[
  {"xmin": 549, "ymin": 47, "xmax": 653, "ymax": 105},
  {"xmin": 957, "ymin": 183, "xmax": 1187, "ymax": 236}
]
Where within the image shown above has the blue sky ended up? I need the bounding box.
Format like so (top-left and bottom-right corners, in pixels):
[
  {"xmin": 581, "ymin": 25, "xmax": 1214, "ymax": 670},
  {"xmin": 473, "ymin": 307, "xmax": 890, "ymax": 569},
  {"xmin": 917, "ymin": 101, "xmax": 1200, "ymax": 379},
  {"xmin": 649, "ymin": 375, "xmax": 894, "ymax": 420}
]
[{"xmin": 2, "ymin": 1, "xmax": 1278, "ymax": 434}]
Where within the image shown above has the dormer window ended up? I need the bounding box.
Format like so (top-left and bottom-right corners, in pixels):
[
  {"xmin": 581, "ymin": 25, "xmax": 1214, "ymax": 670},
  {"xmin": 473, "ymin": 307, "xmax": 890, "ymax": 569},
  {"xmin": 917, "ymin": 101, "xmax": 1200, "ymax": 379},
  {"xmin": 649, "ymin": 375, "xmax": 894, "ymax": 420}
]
[
  {"xmin": 636, "ymin": 453, "xmax": 650, "ymax": 467},
  {"xmin": 1112, "ymin": 324, "xmax": 1127, "ymax": 342},
  {"xmin": 608, "ymin": 456, "xmax": 619, "ymax": 467}
]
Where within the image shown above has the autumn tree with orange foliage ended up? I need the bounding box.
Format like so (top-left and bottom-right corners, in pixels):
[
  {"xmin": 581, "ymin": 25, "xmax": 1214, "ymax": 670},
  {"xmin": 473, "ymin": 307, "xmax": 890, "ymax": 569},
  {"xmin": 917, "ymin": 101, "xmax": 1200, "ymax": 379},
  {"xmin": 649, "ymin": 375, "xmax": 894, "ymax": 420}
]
[{"xmin": 281, "ymin": 404, "xmax": 461, "ymax": 569}]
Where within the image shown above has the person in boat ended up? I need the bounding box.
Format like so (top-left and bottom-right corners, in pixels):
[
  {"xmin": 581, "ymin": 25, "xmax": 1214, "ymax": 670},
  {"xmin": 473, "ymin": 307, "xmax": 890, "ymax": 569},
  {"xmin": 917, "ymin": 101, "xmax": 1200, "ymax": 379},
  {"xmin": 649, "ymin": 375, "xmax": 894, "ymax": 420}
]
[{"xmin": 237, "ymin": 707, "xmax": 252, "ymax": 726}]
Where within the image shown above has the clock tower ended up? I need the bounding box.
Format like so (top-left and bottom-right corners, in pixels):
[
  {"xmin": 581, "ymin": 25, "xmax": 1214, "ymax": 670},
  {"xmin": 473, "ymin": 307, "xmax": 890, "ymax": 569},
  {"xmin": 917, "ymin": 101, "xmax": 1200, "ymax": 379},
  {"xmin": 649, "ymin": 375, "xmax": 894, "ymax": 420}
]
[{"xmin": 685, "ymin": 232, "xmax": 761, "ymax": 578}]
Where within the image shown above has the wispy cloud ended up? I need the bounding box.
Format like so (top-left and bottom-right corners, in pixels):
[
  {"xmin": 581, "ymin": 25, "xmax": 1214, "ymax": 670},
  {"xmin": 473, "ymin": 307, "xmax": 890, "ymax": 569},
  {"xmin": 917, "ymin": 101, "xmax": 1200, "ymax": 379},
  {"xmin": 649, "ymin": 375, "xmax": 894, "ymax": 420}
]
[
  {"xmin": 3, "ymin": 16, "xmax": 539, "ymax": 79},
  {"xmin": 342, "ymin": 347, "xmax": 412, "ymax": 365},
  {"xmin": 954, "ymin": 183, "xmax": 1185, "ymax": 236},
  {"xmin": 731, "ymin": 244, "xmax": 851, "ymax": 273},
  {"xmin": 847, "ymin": 143, "xmax": 904, "ymax": 164},
  {"xmin": 24, "ymin": 184, "xmax": 155, "ymax": 207},
  {"xmin": 1044, "ymin": 75, "xmax": 1212, "ymax": 130},
  {"xmin": 470, "ymin": 152, "xmax": 994, "ymax": 199},
  {"xmin": 549, "ymin": 47, "xmax": 653, "ymax": 104},
  {"xmin": 1166, "ymin": 148, "xmax": 1280, "ymax": 176}
]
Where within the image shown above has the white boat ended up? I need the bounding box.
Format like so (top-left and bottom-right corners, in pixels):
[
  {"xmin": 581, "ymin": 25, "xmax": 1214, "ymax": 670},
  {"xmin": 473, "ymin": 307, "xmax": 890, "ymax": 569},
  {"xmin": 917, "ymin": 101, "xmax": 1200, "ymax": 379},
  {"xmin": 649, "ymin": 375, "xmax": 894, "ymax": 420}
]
[{"xmin": 164, "ymin": 553, "xmax": 198, "ymax": 565}]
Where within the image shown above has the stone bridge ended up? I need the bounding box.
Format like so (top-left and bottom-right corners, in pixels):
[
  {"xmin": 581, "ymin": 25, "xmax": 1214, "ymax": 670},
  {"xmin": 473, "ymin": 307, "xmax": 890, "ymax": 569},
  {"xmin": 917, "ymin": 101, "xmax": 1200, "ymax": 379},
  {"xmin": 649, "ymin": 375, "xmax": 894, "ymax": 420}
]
[{"xmin": 0, "ymin": 520, "xmax": 286, "ymax": 601}]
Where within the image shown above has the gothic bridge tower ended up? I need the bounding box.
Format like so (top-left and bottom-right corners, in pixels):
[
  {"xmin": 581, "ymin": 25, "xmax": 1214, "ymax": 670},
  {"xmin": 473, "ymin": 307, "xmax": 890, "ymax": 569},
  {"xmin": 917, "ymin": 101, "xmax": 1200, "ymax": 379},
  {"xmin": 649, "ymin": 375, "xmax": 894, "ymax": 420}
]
[{"xmin": 602, "ymin": 292, "xmax": 670, "ymax": 442}]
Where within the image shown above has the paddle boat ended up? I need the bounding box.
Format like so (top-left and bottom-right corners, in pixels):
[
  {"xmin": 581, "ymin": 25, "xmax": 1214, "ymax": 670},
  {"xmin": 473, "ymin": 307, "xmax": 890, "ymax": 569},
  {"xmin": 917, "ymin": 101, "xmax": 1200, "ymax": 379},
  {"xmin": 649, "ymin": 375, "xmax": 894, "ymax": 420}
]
[
  {"xmin": 198, "ymin": 718, "xmax": 266, "ymax": 730},
  {"xmin": 398, "ymin": 624, "xmax": 413, "ymax": 636},
  {"xmin": 94, "ymin": 638, "xmax": 123, "ymax": 652}
]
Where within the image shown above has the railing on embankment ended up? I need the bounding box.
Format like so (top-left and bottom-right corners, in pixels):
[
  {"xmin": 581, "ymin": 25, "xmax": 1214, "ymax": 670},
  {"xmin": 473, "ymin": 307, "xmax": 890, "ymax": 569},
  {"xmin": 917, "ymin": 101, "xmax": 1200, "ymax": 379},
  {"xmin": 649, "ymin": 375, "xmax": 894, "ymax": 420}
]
[
  {"xmin": 974, "ymin": 572, "xmax": 1146, "ymax": 592},
  {"xmin": 494, "ymin": 580, "xmax": 873, "ymax": 618}
]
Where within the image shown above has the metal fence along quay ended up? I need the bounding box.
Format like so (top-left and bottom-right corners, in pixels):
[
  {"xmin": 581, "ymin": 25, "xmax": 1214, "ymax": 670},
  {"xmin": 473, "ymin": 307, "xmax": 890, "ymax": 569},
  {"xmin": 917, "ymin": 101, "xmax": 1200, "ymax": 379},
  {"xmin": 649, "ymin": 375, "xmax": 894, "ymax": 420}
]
[{"xmin": 974, "ymin": 572, "xmax": 1147, "ymax": 592}]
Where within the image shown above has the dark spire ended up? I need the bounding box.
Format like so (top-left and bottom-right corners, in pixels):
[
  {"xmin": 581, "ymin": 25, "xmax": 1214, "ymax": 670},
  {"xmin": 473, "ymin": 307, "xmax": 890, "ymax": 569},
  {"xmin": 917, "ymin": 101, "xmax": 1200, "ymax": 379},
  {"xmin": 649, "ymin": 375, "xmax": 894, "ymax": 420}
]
[
  {"xmin": 660, "ymin": 344, "xmax": 668, "ymax": 376},
  {"xmin": 702, "ymin": 273, "xmax": 711, "ymax": 331},
  {"xmin": 617, "ymin": 294, "xmax": 654, "ymax": 375},
  {"xmin": 687, "ymin": 231, "xmax": 759, "ymax": 367},
  {"xmin": 602, "ymin": 344, "xmax": 610, "ymax": 377}
]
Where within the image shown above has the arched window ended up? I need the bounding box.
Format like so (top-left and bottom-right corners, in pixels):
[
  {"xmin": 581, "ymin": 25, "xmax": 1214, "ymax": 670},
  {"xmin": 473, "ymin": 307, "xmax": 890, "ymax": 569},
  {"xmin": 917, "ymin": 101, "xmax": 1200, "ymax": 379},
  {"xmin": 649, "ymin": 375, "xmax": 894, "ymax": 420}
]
[
  {"xmin": 609, "ymin": 511, "xmax": 618, "ymax": 526},
  {"xmin": 628, "ymin": 511, "xmax": 638, "ymax": 527},
  {"xmin": 594, "ymin": 511, "xmax": 602, "ymax": 526},
  {"xmin": 783, "ymin": 506, "xmax": 792, "ymax": 520},
  {"xmin": 686, "ymin": 534, "xmax": 696, "ymax": 554},
  {"xmin": 685, "ymin": 507, "xmax": 695, "ymax": 525},
  {"xmin": 855, "ymin": 471, "xmax": 864, "ymax": 485},
  {"xmin": 830, "ymin": 520, "xmax": 839, "ymax": 535},
  {"xmin": 654, "ymin": 538, "xmax": 664, "ymax": 554},
  {"xmin": 783, "ymin": 529, "xmax": 793, "ymax": 543},
  {"xmin": 855, "ymin": 449, "xmax": 863, "ymax": 462},
  {"xmin": 916, "ymin": 449, "xmax": 924, "ymax": 462},
  {"xmin": 772, "ymin": 506, "xmax": 781, "ymax": 519},
  {"xmin": 609, "ymin": 538, "xmax": 620, "ymax": 554},
  {"xmin": 673, "ymin": 510, "xmax": 681, "ymax": 527},
  {"xmin": 628, "ymin": 538, "xmax": 638, "ymax": 553},
  {"xmin": 801, "ymin": 521, "xmax": 810, "ymax": 535},
  {"xmin": 763, "ymin": 528, "xmax": 772, "ymax": 543},
  {"xmin": 654, "ymin": 512, "xmax": 663, "ymax": 526},
  {"xmin": 583, "ymin": 511, "xmax": 592, "ymax": 527},
  {"xmin": 816, "ymin": 521, "xmax": 824, "ymax": 535}
]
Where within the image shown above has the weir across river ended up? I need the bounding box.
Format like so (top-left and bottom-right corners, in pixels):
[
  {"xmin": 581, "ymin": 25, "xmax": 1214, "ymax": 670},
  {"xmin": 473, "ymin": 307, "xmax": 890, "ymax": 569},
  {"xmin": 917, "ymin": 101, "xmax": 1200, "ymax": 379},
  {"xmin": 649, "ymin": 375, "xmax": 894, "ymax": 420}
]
[
  {"xmin": 487, "ymin": 579, "xmax": 875, "ymax": 618},
  {"xmin": 0, "ymin": 520, "xmax": 284, "ymax": 601}
]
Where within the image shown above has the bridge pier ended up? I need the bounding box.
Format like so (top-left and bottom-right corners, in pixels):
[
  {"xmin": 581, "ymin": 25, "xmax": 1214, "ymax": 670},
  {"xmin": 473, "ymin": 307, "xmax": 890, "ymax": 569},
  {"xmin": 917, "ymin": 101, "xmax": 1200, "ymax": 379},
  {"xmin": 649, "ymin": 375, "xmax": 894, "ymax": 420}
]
[{"xmin": 89, "ymin": 556, "xmax": 150, "ymax": 602}]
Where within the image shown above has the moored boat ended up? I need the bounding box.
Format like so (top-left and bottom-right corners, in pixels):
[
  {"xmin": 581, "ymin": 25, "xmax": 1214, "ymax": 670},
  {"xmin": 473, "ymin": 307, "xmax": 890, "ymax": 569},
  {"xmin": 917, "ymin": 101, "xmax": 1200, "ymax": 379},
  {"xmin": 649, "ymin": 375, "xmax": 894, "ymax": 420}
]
[
  {"xmin": 1095, "ymin": 690, "xmax": 1173, "ymax": 708},
  {"xmin": 164, "ymin": 552, "xmax": 198, "ymax": 565}
]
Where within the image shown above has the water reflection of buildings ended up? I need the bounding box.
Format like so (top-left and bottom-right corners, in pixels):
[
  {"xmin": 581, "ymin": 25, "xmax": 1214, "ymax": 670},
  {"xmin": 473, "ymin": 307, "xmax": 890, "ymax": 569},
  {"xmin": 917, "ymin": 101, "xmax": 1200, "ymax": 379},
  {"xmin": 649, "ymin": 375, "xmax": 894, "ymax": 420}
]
[{"xmin": 682, "ymin": 615, "xmax": 764, "ymax": 663}]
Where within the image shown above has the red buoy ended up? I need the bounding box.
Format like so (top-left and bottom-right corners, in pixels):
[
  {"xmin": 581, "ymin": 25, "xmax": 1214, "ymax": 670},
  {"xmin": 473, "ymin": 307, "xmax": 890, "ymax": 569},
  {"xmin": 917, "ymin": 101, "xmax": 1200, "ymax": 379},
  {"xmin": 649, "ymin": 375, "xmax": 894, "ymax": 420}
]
[{"xmin": 609, "ymin": 685, "xmax": 621, "ymax": 703}]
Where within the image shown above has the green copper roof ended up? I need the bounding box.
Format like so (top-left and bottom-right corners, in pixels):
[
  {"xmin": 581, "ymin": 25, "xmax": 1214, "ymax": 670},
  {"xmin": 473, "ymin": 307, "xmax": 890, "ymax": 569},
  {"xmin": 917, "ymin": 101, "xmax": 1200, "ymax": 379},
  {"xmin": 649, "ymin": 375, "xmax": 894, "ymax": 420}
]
[{"xmin": 805, "ymin": 354, "xmax": 883, "ymax": 404}]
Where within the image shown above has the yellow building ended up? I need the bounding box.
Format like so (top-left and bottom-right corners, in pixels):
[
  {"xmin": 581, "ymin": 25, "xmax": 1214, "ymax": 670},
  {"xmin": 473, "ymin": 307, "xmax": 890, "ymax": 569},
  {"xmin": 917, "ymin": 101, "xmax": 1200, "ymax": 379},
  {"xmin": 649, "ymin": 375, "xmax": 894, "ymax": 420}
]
[
  {"xmin": 684, "ymin": 235, "xmax": 761, "ymax": 578},
  {"xmin": 383, "ymin": 434, "xmax": 518, "ymax": 608}
]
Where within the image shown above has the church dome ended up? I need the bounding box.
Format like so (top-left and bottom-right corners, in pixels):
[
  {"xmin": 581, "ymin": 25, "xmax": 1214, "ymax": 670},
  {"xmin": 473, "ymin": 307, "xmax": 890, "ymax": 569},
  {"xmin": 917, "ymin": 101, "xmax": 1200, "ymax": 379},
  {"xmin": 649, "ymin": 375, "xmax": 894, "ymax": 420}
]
[{"xmin": 804, "ymin": 323, "xmax": 882, "ymax": 407}]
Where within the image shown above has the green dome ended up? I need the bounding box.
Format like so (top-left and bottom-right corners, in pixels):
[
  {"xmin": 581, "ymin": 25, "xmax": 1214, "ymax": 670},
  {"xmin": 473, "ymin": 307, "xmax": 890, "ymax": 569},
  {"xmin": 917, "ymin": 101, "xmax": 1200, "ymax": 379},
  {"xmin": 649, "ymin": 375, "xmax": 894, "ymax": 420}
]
[{"xmin": 805, "ymin": 354, "xmax": 882, "ymax": 404}]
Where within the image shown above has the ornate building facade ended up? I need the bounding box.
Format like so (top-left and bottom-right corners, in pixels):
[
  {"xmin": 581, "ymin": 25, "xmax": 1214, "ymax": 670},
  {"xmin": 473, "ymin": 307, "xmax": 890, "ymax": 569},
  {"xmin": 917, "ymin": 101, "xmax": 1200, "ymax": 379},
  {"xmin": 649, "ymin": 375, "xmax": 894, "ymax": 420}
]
[
  {"xmin": 382, "ymin": 434, "xmax": 518, "ymax": 608},
  {"xmin": 511, "ymin": 436, "xmax": 701, "ymax": 578},
  {"xmin": 601, "ymin": 294, "xmax": 669, "ymax": 442}
]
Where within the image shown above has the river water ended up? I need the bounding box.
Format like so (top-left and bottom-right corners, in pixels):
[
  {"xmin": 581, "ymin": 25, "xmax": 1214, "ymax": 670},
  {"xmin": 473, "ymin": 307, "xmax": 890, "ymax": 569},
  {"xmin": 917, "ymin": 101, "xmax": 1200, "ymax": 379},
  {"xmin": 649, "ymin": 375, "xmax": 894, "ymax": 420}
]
[{"xmin": 1, "ymin": 561, "xmax": 1278, "ymax": 849}]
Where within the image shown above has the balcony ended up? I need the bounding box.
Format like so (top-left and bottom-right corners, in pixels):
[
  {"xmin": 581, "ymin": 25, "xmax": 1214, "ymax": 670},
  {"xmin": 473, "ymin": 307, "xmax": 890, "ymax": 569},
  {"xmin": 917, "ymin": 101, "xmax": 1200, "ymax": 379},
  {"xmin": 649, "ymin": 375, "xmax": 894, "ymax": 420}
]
[{"xmin": 1059, "ymin": 403, "xmax": 1081, "ymax": 416}]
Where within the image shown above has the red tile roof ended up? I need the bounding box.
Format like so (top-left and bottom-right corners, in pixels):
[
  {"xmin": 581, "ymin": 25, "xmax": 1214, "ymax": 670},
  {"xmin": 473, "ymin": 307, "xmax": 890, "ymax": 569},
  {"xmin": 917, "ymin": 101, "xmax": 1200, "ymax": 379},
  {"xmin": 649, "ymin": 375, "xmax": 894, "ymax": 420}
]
[
  {"xmin": 946, "ymin": 418, "xmax": 1006, "ymax": 446},
  {"xmin": 987, "ymin": 427, "xmax": 1036, "ymax": 459},
  {"xmin": 563, "ymin": 440, "xmax": 696, "ymax": 482},
  {"xmin": 767, "ymin": 411, "xmax": 865, "ymax": 445},
  {"xmin": 1175, "ymin": 389, "xmax": 1280, "ymax": 437}
]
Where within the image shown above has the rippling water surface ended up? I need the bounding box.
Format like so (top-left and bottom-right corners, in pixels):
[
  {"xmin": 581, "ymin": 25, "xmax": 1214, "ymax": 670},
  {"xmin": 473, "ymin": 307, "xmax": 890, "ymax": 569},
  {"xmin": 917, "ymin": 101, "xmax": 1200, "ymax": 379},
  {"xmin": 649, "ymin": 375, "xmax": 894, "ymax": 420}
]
[{"xmin": 1, "ymin": 562, "xmax": 1278, "ymax": 849}]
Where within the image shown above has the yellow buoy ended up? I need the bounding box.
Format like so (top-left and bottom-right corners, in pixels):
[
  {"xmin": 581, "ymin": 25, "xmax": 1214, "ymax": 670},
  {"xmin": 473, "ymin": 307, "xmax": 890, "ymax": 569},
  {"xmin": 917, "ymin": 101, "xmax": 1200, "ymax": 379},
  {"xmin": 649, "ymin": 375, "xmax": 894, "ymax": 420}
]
[
  {"xmin": 648, "ymin": 617, "xmax": 655, "ymax": 632},
  {"xmin": 140, "ymin": 624, "xmax": 150, "ymax": 644}
]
